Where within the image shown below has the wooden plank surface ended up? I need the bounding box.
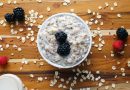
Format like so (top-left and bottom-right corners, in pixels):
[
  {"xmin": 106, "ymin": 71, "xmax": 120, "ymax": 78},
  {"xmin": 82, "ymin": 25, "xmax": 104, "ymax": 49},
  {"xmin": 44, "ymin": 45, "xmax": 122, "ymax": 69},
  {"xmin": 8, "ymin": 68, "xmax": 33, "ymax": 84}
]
[{"xmin": 0, "ymin": 0, "xmax": 130, "ymax": 90}]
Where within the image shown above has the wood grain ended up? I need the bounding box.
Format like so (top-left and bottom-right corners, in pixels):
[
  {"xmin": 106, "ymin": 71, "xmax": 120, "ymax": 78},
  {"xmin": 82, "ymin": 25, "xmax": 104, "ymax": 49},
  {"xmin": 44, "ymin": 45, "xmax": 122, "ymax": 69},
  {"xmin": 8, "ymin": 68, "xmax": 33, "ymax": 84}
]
[{"xmin": 0, "ymin": 0, "xmax": 130, "ymax": 90}]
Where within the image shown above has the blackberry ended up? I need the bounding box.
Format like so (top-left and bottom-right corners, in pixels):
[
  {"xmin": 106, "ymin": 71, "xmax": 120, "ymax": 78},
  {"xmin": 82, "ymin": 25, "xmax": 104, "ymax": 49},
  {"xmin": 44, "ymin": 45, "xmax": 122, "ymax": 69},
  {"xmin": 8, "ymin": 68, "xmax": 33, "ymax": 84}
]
[
  {"xmin": 57, "ymin": 42, "xmax": 71, "ymax": 56},
  {"xmin": 116, "ymin": 28, "xmax": 128, "ymax": 40},
  {"xmin": 55, "ymin": 31, "xmax": 67, "ymax": 44},
  {"xmin": 13, "ymin": 7, "xmax": 25, "ymax": 21},
  {"xmin": 4, "ymin": 13, "xmax": 15, "ymax": 22}
]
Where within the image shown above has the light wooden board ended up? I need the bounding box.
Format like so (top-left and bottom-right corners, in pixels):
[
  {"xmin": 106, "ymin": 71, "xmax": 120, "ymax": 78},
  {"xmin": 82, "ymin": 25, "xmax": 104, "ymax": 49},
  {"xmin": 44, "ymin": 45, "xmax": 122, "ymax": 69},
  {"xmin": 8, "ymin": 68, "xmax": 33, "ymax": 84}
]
[{"xmin": 0, "ymin": 0, "xmax": 130, "ymax": 90}]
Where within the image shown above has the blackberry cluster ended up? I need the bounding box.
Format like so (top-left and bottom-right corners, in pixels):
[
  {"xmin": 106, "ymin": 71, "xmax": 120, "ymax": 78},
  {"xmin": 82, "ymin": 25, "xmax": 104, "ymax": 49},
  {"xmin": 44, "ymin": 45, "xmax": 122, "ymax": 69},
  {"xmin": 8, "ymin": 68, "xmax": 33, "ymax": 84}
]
[
  {"xmin": 55, "ymin": 31, "xmax": 71, "ymax": 56},
  {"xmin": 116, "ymin": 28, "xmax": 128, "ymax": 40},
  {"xmin": 5, "ymin": 7, "xmax": 25, "ymax": 23}
]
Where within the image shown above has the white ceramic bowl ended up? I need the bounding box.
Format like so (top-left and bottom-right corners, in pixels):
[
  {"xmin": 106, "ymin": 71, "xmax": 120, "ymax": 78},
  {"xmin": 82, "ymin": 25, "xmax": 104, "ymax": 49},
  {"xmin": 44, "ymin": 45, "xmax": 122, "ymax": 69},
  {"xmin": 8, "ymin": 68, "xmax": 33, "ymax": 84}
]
[
  {"xmin": 37, "ymin": 13, "xmax": 92, "ymax": 68},
  {"xmin": 0, "ymin": 74, "xmax": 24, "ymax": 90}
]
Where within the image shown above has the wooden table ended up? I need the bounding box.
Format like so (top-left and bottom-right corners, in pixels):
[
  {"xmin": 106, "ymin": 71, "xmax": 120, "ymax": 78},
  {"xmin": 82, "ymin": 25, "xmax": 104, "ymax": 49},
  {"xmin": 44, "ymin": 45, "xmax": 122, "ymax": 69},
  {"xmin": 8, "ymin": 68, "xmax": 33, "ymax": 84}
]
[{"xmin": 0, "ymin": 0, "xmax": 130, "ymax": 90}]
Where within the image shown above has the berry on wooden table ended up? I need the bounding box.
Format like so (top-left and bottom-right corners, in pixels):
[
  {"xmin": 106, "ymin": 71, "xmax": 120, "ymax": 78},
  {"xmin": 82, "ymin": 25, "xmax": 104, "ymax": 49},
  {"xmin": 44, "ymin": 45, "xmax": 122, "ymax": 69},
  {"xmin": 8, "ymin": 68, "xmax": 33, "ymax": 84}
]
[
  {"xmin": 13, "ymin": 7, "xmax": 25, "ymax": 21},
  {"xmin": 116, "ymin": 28, "xmax": 128, "ymax": 40},
  {"xmin": 4, "ymin": 13, "xmax": 15, "ymax": 23},
  {"xmin": 0, "ymin": 56, "xmax": 9, "ymax": 65},
  {"xmin": 113, "ymin": 40, "xmax": 124, "ymax": 52}
]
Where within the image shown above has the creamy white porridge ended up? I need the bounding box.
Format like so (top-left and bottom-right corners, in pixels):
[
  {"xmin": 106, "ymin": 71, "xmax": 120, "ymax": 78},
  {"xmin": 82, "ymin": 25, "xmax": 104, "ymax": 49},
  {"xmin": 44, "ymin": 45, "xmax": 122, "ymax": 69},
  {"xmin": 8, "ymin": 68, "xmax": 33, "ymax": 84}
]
[{"xmin": 37, "ymin": 13, "xmax": 91, "ymax": 67}]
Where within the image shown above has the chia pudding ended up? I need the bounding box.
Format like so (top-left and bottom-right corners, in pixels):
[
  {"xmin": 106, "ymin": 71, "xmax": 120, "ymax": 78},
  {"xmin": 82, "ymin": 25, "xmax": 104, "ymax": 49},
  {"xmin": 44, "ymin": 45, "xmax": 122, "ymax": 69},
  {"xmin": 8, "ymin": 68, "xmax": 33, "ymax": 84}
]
[{"xmin": 37, "ymin": 13, "xmax": 92, "ymax": 68}]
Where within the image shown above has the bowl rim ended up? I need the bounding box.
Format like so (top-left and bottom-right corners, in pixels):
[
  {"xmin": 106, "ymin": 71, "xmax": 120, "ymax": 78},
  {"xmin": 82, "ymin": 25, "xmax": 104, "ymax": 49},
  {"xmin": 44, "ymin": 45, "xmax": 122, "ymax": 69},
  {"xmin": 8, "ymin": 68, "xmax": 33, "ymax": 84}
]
[
  {"xmin": 37, "ymin": 13, "xmax": 92, "ymax": 68},
  {"xmin": 0, "ymin": 74, "xmax": 24, "ymax": 90}
]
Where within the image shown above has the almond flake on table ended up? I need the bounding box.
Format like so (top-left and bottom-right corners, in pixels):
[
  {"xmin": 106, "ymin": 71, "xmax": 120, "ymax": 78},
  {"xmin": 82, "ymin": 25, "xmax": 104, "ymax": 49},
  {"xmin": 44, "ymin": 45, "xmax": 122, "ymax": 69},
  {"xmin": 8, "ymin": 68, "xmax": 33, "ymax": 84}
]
[{"xmin": 127, "ymin": 61, "xmax": 130, "ymax": 67}]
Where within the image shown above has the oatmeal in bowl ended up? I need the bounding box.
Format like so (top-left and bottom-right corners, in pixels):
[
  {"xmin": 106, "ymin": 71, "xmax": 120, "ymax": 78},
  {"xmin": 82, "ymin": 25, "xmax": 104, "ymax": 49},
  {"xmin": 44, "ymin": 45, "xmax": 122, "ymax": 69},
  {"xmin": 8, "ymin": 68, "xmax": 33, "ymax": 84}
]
[{"xmin": 37, "ymin": 13, "xmax": 92, "ymax": 68}]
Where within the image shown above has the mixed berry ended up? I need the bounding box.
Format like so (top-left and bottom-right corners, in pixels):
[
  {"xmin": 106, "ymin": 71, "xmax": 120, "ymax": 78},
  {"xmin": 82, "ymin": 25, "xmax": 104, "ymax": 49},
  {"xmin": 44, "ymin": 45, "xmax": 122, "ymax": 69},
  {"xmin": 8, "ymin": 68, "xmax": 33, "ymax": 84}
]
[
  {"xmin": 5, "ymin": 7, "xmax": 25, "ymax": 23},
  {"xmin": 116, "ymin": 27, "xmax": 128, "ymax": 40}
]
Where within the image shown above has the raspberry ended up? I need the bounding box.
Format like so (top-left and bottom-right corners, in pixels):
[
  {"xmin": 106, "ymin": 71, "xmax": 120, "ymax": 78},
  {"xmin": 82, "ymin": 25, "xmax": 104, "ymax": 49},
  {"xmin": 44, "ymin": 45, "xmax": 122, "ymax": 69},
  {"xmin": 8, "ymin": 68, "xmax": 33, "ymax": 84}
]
[
  {"xmin": 13, "ymin": 7, "xmax": 25, "ymax": 21},
  {"xmin": 55, "ymin": 31, "xmax": 67, "ymax": 44},
  {"xmin": 0, "ymin": 56, "xmax": 9, "ymax": 65},
  {"xmin": 57, "ymin": 42, "xmax": 71, "ymax": 56},
  {"xmin": 116, "ymin": 28, "xmax": 128, "ymax": 40},
  {"xmin": 4, "ymin": 13, "xmax": 15, "ymax": 23},
  {"xmin": 113, "ymin": 40, "xmax": 124, "ymax": 52}
]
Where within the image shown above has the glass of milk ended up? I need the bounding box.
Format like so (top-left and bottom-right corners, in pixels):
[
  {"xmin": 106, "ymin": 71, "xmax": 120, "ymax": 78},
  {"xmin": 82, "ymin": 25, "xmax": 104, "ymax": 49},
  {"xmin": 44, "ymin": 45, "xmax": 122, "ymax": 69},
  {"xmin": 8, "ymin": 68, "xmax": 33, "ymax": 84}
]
[{"xmin": 0, "ymin": 74, "xmax": 24, "ymax": 90}]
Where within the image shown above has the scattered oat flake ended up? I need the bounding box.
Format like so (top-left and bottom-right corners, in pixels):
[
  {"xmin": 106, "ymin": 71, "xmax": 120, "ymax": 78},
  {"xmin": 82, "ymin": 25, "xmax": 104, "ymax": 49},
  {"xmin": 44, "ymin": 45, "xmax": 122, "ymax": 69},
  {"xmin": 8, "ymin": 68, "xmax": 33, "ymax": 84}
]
[
  {"xmin": 117, "ymin": 14, "xmax": 121, "ymax": 18},
  {"xmin": 111, "ymin": 53, "xmax": 114, "ymax": 57},
  {"xmin": 98, "ymin": 6, "xmax": 102, "ymax": 10},
  {"xmin": 110, "ymin": 7, "xmax": 114, "ymax": 10},
  {"xmin": 112, "ymin": 66, "xmax": 116, "ymax": 70},
  {"xmin": 38, "ymin": 77, "xmax": 43, "ymax": 81},
  {"xmin": 101, "ymin": 79, "xmax": 105, "ymax": 83},
  {"xmin": 105, "ymin": 86, "xmax": 109, "ymax": 89},
  {"xmin": 39, "ymin": 15, "xmax": 43, "ymax": 18},
  {"xmin": 112, "ymin": 83, "xmax": 116, "ymax": 88},
  {"xmin": 97, "ymin": 15, "xmax": 102, "ymax": 19},
  {"xmin": 7, "ymin": 0, "xmax": 11, "ymax": 4},
  {"xmin": 39, "ymin": 62, "xmax": 44, "ymax": 66},
  {"xmin": 87, "ymin": 9, "xmax": 91, "ymax": 14},
  {"xmin": 18, "ymin": 47, "xmax": 22, "ymax": 52},
  {"xmin": 70, "ymin": 9, "xmax": 74, "ymax": 12},
  {"xmin": 105, "ymin": 2, "xmax": 109, "ymax": 7},
  {"xmin": 114, "ymin": 2, "xmax": 118, "ymax": 7},
  {"xmin": 120, "ymin": 68, "xmax": 125, "ymax": 72},
  {"xmin": 99, "ymin": 82, "xmax": 103, "ymax": 87},
  {"xmin": 29, "ymin": 74, "xmax": 34, "ymax": 78},
  {"xmin": 13, "ymin": 1, "xmax": 17, "ymax": 4},
  {"xmin": 47, "ymin": 7, "xmax": 51, "ymax": 12},
  {"xmin": 122, "ymin": 73, "xmax": 125, "ymax": 76}
]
